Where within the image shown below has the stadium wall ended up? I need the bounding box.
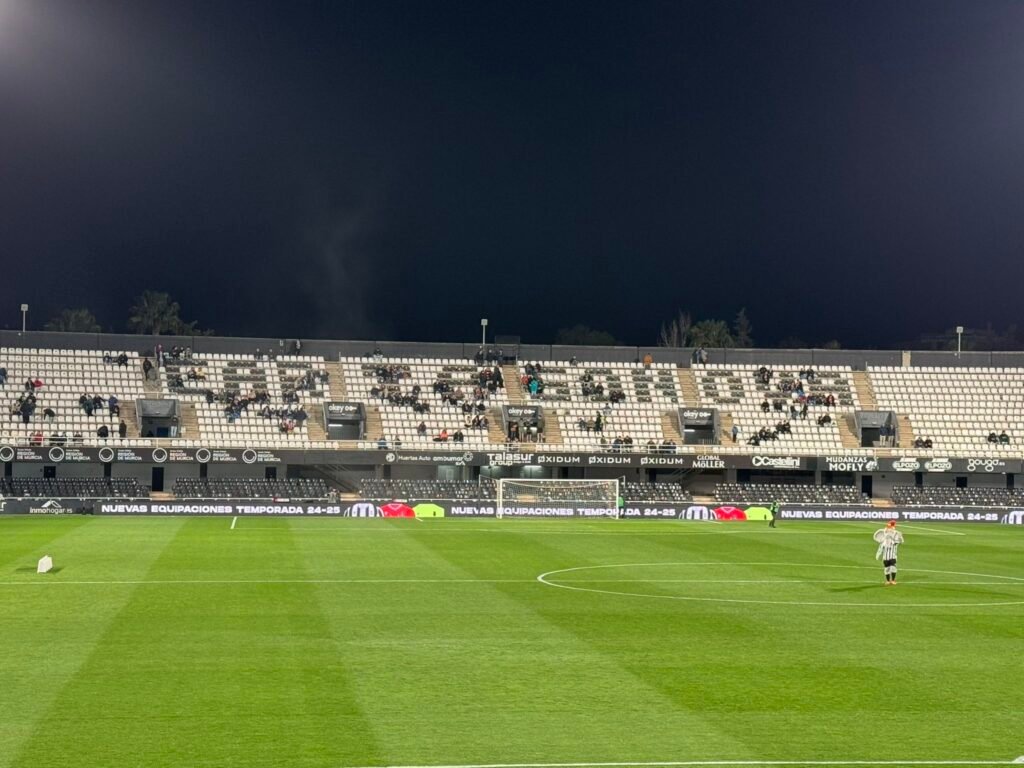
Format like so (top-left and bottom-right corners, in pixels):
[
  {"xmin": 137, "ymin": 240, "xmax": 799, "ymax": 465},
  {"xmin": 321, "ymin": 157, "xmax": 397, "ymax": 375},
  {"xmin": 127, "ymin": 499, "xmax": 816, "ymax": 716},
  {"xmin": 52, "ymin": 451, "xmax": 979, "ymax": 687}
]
[{"xmin": 8, "ymin": 329, "xmax": 1024, "ymax": 369}]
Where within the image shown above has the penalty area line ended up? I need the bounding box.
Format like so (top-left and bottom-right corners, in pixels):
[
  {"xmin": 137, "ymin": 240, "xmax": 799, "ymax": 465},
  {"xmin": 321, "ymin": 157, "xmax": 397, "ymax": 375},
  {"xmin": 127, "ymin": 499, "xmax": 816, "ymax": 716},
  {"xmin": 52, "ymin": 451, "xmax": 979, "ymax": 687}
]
[{"xmin": 230, "ymin": 516, "xmax": 237, "ymax": 530}]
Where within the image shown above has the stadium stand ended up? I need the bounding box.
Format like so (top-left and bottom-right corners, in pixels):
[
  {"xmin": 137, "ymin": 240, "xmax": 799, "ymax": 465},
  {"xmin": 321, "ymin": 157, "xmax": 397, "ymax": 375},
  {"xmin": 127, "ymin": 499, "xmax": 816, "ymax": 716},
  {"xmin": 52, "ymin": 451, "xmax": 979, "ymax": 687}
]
[
  {"xmin": 519, "ymin": 361, "xmax": 681, "ymax": 450},
  {"xmin": 891, "ymin": 485, "xmax": 1024, "ymax": 508},
  {"xmin": 622, "ymin": 482, "xmax": 692, "ymax": 502},
  {"xmin": 693, "ymin": 365, "xmax": 859, "ymax": 452},
  {"xmin": 341, "ymin": 358, "xmax": 509, "ymax": 446},
  {"xmin": 359, "ymin": 479, "xmax": 496, "ymax": 500},
  {"xmin": 714, "ymin": 482, "xmax": 869, "ymax": 505},
  {"xmin": 173, "ymin": 477, "xmax": 330, "ymax": 499},
  {"xmin": 0, "ymin": 348, "xmax": 145, "ymax": 446},
  {"xmin": 160, "ymin": 353, "xmax": 332, "ymax": 447},
  {"xmin": 869, "ymin": 366, "xmax": 1024, "ymax": 453},
  {"xmin": 0, "ymin": 477, "xmax": 144, "ymax": 498}
]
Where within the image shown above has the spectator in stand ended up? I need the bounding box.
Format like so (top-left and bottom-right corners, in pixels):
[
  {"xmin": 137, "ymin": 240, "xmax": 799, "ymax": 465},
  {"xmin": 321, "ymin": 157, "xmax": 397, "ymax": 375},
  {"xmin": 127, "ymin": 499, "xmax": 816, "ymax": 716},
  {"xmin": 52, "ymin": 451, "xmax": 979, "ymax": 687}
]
[
  {"xmin": 30, "ymin": 431, "xmax": 43, "ymax": 446},
  {"xmin": 594, "ymin": 412, "xmax": 604, "ymax": 433},
  {"xmin": 117, "ymin": 352, "xmax": 129, "ymax": 367},
  {"xmin": 988, "ymin": 431, "xmax": 999, "ymax": 444},
  {"xmin": 732, "ymin": 424, "xmax": 740, "ymax": 442},
  {"xmin": 97, "ymin": 425, "xmax": 109, "ymax": 438},
  {"xmin": 417, "ymin": 421, "xmax": 427, "ymax": 435},
  {"xmin": 453, "ymin": 430, "xmax": 465, "ymax": 443},
  {"xmin": 508, "ymin": 422, "xmax": 520, "ymax": 442},
  {"xmin": 642, "ymin": 353, "xmax": 653, "ymax": 368},
  {"xmin": 1000, "ymin": 430, "xmax": 1011, "ymax": 445},
  {"xmin": 43, "ymin": 407, "xmax": 56, "ymax": 423},
  {"xmin": 92, "ymin": 395, "xmax": 104, "ymax": 414},
  {"xmin": 142, "ymin": 357, "xmax": 155, "ymax": 380},
  {"xmin": 109, "ymin": 395, "xmax": 120, "ymax": 416},
  {"xmin": 0, "ymin": 367, "xmax": 7, "ymax": 386},
  {"xmin": 569, "ymin": 355, "xmax": 578, "ymax": 366},
  {"xmin": 761, "ymin": 398, "xmax": 770, "ymax": 413},
  {"xmin": 528, "ymin": 378, "xmax": 540, "ymax": 398},
  {"xmin": 817, "ymin": 413, "xmax": 832, "ymax": 427},
  {"xmin": 377, "ymin": 436, "xmax": 388, "ymax": 449},
  {"xmin": 434, "ymin": 428, "xmax": 449, "ymax": 443},
  {"xmin": 118, "ymin": 420, "xmax": 128, "ymax": 439}
]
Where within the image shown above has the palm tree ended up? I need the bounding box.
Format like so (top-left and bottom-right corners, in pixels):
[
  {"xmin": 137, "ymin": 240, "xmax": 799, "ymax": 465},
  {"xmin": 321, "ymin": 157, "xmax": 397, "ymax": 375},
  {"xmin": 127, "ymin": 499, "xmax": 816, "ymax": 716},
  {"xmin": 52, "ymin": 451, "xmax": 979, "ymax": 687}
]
[
  {"xmin": 44, "ymin": 308, "xmax": 102, "ymax": 333},
  {"xmin": 127, "ymin": 291, "xmax": 183, "ymax": 335}
]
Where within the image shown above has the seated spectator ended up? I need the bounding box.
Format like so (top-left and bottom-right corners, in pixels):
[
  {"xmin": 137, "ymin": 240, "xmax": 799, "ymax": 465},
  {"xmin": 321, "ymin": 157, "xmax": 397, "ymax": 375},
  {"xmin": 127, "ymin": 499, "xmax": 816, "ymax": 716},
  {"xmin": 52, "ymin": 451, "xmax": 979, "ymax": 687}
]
[
  {"xmin": 97, "ymin": 425, "xmax": 109, "ymax": 438},
  {"xmin": 118, "ymin": 420, "xmax": 128, "ymax": 439},
  {"xmin": 433, "ymin": 429, "xmax": 449, "ymax": 443},
  {"xmin": 647, "ymin": 438, "xmax": 657, "ymax": 451},
  {"xmin": 30, "ymin": 431, "xmax": 44, "ymax": 446},
  {"xmin": 816, "ymin": 413, "xmax": 832, "ymax": 427},
  {"xmin": 577, "ymin": 416, "xmax": 589, "ymax": 431},
  {"xmin": 508, "ymin": 423, "xmax": 520, "ymax": 442},
  {"xmin": 117, "ymin": 352, "xmax": 129, "ymax": 367},
  {"xmin": 0, "ymin": 367, "xmax": 6, "ymax": 386},
  {"xmin": 988, "ymin": 431, "xmax": 999, "ymax": 444},
  {"xmin": 761, "ymin": 398, "xmax": 770, "ymax": 413},
  {"xmin": 569, "ymin": 355, "xmax": 578, "ymax": 366},
  {"xmin": 923, "ymin": 437, "xmax": 933, "ymax": 449},
  {"xmin": 417, "ymin": 421, "xmax": 427, "ymax": 435},
  {"xmin": 1000, "ymin": 430, "xmax": 1011, "ymax": 445},
  {"xmin": 377, "ymin": 437, "xmax": 388, "ymax": 449},
  {"xmin": 92, "ymin": 395, "xmax": 104, "ymax": 413},
  {"xmin": 453, "ymin": 430, "xmax": 464, "ymax": 443},
  {"xmin": 393, "ymin": 436, "xmax": 402, "ymax": 448}
]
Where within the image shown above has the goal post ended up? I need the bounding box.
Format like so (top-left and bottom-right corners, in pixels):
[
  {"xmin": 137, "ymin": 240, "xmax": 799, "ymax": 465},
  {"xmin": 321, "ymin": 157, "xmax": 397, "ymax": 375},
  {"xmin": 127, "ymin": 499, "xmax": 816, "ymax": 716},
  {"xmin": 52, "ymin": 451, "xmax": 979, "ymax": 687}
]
[{"xmin": 495, "ymin": 478, "xmax": 621, "ymax": 519}]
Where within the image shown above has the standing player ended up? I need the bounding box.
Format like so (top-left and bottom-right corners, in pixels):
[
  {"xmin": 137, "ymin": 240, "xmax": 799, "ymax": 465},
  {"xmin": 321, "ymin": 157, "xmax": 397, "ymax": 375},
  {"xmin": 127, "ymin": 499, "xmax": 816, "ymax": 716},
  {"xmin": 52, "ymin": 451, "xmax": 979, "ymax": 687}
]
[
  {"xmin": 873, "ymin": 519, "xmax": 904, "ymax": 585},
  {"xmin": 768, "ymin": 500, "xmax": 779, "ymax": 528}
]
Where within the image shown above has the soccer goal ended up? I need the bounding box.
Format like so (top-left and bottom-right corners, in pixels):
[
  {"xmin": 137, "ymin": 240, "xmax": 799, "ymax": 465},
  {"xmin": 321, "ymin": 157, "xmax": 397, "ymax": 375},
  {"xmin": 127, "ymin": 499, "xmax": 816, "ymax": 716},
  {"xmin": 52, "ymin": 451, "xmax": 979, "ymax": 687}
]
[{"xmin": 495, "ymin": 478, "xmax": 621, "ymax": 519}]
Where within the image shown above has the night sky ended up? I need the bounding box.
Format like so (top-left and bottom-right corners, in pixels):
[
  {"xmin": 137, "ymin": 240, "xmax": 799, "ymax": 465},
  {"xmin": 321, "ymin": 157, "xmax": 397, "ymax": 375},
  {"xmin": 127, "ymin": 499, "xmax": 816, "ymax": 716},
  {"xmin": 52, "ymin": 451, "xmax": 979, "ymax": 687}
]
[{"xmin": 2, "ymin": 0, "xmax": 1023, "ymax": 347}]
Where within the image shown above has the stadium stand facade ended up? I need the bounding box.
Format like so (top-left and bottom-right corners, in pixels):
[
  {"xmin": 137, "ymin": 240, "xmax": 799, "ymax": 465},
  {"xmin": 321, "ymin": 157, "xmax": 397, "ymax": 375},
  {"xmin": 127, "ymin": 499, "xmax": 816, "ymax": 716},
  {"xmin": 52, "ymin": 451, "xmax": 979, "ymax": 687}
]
[{"xmin": 0, "ymin": 332, "xmax": 1023, "ymax": 515}]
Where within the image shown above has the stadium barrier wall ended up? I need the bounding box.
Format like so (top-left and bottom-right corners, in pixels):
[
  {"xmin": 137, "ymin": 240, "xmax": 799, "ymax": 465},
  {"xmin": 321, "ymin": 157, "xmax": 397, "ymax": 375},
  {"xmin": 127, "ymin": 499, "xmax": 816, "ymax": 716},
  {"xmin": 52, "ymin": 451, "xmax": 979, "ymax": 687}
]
[
  {"xmin": 9, "ymin": 329, "xmax": 1024, "ymax": 369},
  {"xmin": 2, "ymin": 497, "xmax": 1021, "ymax": 524}
]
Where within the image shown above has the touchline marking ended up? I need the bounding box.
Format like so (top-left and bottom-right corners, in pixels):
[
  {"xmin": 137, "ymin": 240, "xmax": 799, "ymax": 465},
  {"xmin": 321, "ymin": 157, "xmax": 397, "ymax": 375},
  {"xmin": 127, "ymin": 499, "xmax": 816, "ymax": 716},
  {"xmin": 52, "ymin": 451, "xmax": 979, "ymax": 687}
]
[
  {"xmin": 230, "ymin": 516, "xmax": 237, "ymax": 530},
  {"xmin": 0, "ymin": 578, "xmax": 536, "ymax": 586},
  {"xmin": 536, "ymin": 562, "xmax": 1024, "ymax": 607},
  {"xmin": 339, "ymin": 760, "xmax": 1016, "ymax": 767},
  {"xmin": 898, "ymin": 524, "xmax": 966, "ymax": 536}
]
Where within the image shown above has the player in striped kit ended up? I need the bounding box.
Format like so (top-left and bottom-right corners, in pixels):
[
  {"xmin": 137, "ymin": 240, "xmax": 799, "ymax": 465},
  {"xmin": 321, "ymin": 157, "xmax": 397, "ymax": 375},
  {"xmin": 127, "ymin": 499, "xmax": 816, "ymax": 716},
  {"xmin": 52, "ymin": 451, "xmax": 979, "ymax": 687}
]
[{"xmin": 873, "ymin": 519, "xmax": 904, "ymax": 585}]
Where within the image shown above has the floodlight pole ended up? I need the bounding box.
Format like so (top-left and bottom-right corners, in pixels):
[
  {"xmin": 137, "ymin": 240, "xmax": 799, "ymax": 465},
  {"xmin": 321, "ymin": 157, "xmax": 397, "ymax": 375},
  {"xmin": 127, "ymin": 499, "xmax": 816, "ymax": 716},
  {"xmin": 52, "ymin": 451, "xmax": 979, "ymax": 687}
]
[
  {"xmin": 956, "ymin": 325, "xmax": 964, "ymax": 358},
  {"xmin": 20, "ymin": 304, "xmax": 28, "ymax": 333},
  {"xmin": 481, "ymin": 318, "xmax": 488, "ymax": 349}
]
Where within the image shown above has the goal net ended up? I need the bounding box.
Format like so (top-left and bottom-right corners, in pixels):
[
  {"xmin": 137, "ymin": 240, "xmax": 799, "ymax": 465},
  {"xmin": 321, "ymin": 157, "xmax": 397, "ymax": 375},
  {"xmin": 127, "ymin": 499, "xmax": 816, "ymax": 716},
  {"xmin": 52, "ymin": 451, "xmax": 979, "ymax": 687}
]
[{"xmin": 495, "ymin": 478, "xmax": 621, "ymax": 519}]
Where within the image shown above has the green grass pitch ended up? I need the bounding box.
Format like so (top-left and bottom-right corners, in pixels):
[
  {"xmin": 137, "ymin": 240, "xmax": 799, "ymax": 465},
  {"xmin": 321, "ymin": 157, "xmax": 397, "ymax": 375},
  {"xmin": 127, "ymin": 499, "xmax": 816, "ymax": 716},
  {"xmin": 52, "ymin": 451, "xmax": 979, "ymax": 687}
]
[{"xmin": 0, "ymin": 516, "xmax": 1021, "ymax": 768}]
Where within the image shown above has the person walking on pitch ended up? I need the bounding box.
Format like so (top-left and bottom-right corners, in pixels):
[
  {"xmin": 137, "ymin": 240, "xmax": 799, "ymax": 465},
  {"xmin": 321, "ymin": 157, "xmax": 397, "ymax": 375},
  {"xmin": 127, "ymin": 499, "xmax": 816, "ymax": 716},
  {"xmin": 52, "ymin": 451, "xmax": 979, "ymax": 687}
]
[
  {"xmin": 768, "ymin": 500, "xmax": 779, "ymax": 528},
  {"xmin": 873, "ymin": 519, "xmax": 904, "ymax": 585}
]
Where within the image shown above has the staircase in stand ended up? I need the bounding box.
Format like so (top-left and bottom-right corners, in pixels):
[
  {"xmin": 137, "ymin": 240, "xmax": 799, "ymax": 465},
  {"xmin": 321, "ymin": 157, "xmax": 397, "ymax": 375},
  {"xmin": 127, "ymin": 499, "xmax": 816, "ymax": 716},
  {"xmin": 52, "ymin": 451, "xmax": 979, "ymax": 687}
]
[
  {"xmin": 120, "ymin": 401, "xmax": 141, "ymax": 438},
  {"xmin": 896, "ymin": 414, "xmax": 915, "ymax": 449},
  {"xmin": 324, "ymin": 362, "xmax": 347, "ymax": 400},
  {"xmin": 717, "ymin": 411, "xmax": 735, "ymax": 445},
  {"xmin": 541, "ymin": 412, "xmax": 563, "ymax": 445},
  {"xmin": 660, "ymin": 411, "xmax": 682, "ymax": 443},
  {"xmin": 307, "ymin": 408, "xmax": 327, "ymax": 442},
  {"xmin": 676, "ymin": 367, "xmax": 700, "ymax": 407},
  {"xmin": 838, "ymin": 414, "xmax": 861, "ymax": 449},
  {"xmin": 487, "ymin": 408, "xmax": 508, "ymax": 444},
  {"xmin": 501, "ymin": 365, "xmax": 525, "ymax": 404},
  {"xmin": 364, "ymin": 405, "xmax": 383, "ymax": 442},
  {"xmin": 140, "ymin": 359, "xmax": 161, "ymax": 395},
  {"xmin": 851, "ymin": 371, "xmax": 878, "ymax": 410},
  {"xmin": 179, "ymin": 403, "xmax": 200, "ymax": 441}
]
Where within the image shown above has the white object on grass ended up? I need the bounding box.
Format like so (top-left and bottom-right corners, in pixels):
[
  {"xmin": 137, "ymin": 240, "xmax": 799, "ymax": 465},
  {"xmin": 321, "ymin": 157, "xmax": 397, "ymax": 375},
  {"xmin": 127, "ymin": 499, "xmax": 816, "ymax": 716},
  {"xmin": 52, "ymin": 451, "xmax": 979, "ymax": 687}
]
[{"xmin": 37, "ymin": 556, "xmax": 53, "ymax": 574}]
